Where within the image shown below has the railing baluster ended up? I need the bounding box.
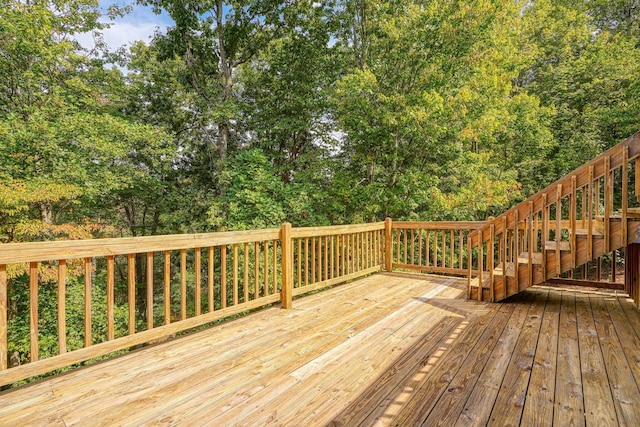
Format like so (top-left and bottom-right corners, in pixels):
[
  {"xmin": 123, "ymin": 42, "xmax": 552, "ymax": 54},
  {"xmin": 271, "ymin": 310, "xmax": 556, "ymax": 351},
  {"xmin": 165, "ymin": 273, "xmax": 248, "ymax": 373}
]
[
  {"xmin": 263, "ymin": 241, "xmax": 268, "ymax": 297},
  {"xmin": 489, "ymin": 219, "xmax": 495, "ymax": 301},
  {"xmin": 433, "ymin": 230, "xmax": 438, "ymax": 268},
  {"xmin": 311, "ymin": 237, "xmax": 316, "ymax": 284},
  {"xmin": 58, "ymin": 260, "xmax": 66, "ymax": 354},
  {"xmin": 222, "ymin": 245, "xmax": 228, "ymax": 306},
  {"xmin": 209, "ymin": 246, "xmax": 215, "ymax": 311},
  {"xmin": 163, "ymin": 251, "xmax": 171, "ymax": 324},
  {"xmin": 450, "ymin": 229, "xmax": 455, "ymax": 269},
  {"xmin": 84, "ymin": 257, "xmax": 92, "ymax": 347},
  {"xmin": 305, "ymin": 237, "xmax": 309, "ymax": 286},
  {"xmin": 330, "ymin": 235, "xmax": 335, "ymax": 278},
  {"xmin": 502, "ymin": 218, "xmax": 507, "ymax": 295},
  {"xmin": 441, "ymin": 230, "xmax": 446, "ymax": 268},
  {"xmin": 459, "ymin": 230, "xmax": 464, "ymax": 270},
  {"xmin": 467, "ymin": 236, "xmax": 472, "ymax": 299},
  {"xmin": 272, "ymin": 240, "xmax": 278, "ymax": 292},
  {"xmin": 179, "ymin": 249, "xmax": 187, "ymax": 319},
  {"xmin": 478, "ymin": 230, "xmax": 483, "ymax": 302},
  {"xmin": 588, "ymin": 167, "xmax": 594, "ymax": 260},
  {"xmin": 128, "ymin": 254, "xmax": 136, "ymax": 334},
  {"xmin": 571, "ymin": 176, "xmax": 577, "ymax": 269},
  {"xmin": 108, "ymin": 255, "xmax": 116, "ymax": 334},
  {"xmin": 417, "ymin": 229, "xmax": 423, "ymax": 267},
  {"xmin": 147, "ymin": 252, "xmax": 154, "ymax": 329},
  {"xmin": 604, "ymin": 156, "xmax": 612, "ymax": 252},
  {"xmin": 528, "ymin": 202, "xmax": 534, "ymax": 289},
  {"xmin": 425, "ymin": 229, "xmax": 430, "ymax": 267},
  {"xmin": 243, "ymin": 243, "xmax": 249, "ymax": 303},
  {"xmin": 254, "ymin": 242, "xmax": 260, "ymax": 298},
  {"xmin": 622, "ymin": 146, "xmax": 629, "ymax": 246},
  {"xmin": 195, "ymin": 248, "xmax": 201, "ymax": 315},
  {"xmin": 233, "ymin": 244, "xmax": 239, "ymax": 306},
  {"xmin": 514, "ymin": 210, "xmax": 520, "ymax": 291},
  {"xmin": 324, "ymin": 236, "xmax": 329, "ymax": 279},
  {"xmin": 30, "ymin": 261, "xmax": 38, "ymax": 361},
  {"xmin": 556, "ymin": 185, "xmax": 562, "ymax": 277}
]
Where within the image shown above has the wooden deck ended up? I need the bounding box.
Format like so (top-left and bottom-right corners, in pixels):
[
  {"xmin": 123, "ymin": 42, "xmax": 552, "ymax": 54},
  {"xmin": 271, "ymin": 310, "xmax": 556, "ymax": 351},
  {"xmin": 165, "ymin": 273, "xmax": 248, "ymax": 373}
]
[{"xmin": 1, "ymin": 272, "xmax": 640, "ymax": 426}]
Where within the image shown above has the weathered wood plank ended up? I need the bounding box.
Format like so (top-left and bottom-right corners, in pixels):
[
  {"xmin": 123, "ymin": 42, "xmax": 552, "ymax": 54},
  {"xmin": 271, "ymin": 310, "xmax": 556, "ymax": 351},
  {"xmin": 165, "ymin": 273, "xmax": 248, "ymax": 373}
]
[
  {"xmin": 521, "ymin": 289, "xmax": 560, "ymax": 426},
  {"xmin": 454, "ymin": 291, "xmax": 534, "ymax": 426},
  {"xmin": 421, "ymin": 303, "xmax": 516, "ymax": 426},
  {"xmin": 590, "ymin": 295, "xmax": 640, "ymax": 426},
  {"xmin": 553, "ymin": 291, "xmax": 585, "ymax": 427},
  {"xmin": 487, "ymin": 289, "xmax": 547, "ymax": 427},
  {"xmin": 576, "ymin": 293, "xmax": 618, "ymax": 426}
]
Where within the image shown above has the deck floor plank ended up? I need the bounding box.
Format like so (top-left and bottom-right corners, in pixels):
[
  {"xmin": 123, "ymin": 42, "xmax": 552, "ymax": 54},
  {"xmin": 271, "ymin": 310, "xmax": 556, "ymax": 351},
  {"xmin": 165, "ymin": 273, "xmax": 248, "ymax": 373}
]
[
  {"xmin": 487, "ymin": 288, "xmax": 548, "ymax": 427},
  {"xmin": 553, "ymin": 291, "xmax": 585, "ymax": 427},
  {"xmin": 576, "ymin": 293, "xmax": 618, "ymax": 426},
  {"xmin": 590, "ymin": 295, "xmax": 640, "ymax": 426},
  {"xmin": 521, "ymin": 289, "xmax": 560, "ymax": 426},
  {"xmin": 420, "ymin": 300, "xmax": 517, "ymax": 426},
  {"xmin": 0, "ymin": 274, "xmax": 638, "ymax": 427},
  {"xmin": 454, "ymin": 292, "xmax": 534, "ymax": 427}
]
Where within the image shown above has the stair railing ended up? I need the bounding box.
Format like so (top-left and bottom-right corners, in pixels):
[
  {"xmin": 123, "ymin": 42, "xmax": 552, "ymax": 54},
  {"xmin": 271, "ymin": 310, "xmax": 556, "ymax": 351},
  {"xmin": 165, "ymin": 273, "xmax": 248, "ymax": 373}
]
[{"xmin": 468, "ymin": 131, "xmax": 640, "ymax": 301}]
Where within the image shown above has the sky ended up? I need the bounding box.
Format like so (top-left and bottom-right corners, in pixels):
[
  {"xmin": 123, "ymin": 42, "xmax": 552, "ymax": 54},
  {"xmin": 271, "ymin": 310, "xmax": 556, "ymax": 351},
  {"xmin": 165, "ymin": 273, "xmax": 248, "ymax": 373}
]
[{"xmin": 76, "ymin": 0, "xmax": 174, "ymax": 51}]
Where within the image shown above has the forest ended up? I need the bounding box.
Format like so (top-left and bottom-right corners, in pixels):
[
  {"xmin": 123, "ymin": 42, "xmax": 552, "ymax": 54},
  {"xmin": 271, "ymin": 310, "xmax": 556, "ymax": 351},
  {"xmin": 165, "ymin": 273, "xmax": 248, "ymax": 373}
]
[{"xmin": 1, "ymin": 0, "xmax": 639, "ymax": 369}]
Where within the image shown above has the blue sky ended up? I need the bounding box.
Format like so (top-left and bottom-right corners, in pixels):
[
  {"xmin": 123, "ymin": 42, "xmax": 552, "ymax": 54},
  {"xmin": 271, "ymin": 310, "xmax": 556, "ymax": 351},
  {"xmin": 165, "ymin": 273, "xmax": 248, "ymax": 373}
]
[{"xmin": 76, "ymin": 1, "xmax": 174, "ymax": 51}]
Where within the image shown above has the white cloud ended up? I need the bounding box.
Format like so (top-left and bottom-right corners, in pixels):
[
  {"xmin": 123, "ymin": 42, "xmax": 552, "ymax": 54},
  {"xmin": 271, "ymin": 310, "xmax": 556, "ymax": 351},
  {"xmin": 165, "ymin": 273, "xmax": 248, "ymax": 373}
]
[{"xmin": 76, "ymin": 3, "xmax": 173, "ymax": 52}]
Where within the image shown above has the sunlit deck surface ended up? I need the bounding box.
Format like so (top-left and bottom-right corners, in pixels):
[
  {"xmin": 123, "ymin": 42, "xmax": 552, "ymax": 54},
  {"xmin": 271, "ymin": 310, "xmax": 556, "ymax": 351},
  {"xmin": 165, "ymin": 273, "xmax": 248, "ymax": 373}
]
[{"xmin": 2, "ymin": 272, "xmax": 640, "ymax": 426}]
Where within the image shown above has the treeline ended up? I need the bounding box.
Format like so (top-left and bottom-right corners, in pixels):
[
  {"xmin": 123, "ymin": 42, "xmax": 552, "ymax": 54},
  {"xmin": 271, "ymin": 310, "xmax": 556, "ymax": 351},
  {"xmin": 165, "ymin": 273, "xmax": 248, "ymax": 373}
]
[{"xmin": 1, "ymin": 0, "xmax": 639, "ymax": 239}]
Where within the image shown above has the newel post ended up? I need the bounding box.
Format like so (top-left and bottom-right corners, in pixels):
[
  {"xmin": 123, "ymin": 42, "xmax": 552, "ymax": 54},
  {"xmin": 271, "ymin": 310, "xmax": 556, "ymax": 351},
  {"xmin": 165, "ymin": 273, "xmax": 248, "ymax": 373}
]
[
  {"xmin": 385, "ymin": 217, "xmax": 393, "ymax": 272},
  {"xmin": 281, "ymin": 222, "xmax": 293, "ymax": 309}
]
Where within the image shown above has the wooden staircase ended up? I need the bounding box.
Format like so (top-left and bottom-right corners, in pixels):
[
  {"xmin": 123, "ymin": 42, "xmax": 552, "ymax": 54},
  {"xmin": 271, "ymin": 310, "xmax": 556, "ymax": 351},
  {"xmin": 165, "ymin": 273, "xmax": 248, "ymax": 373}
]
[{"xmin": 468, "ymin": 132, "xmax": 640, "ymax": 302}]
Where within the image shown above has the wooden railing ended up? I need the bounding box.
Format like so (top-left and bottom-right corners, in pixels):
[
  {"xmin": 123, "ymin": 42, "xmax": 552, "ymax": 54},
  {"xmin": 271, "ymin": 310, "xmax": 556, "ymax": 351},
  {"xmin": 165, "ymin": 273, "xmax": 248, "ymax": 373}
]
[
  {"xmin": 0, "ymin": 221, "xmax": 404, "ymax": 386},
  {"xmin": 468, "ymin": 131, "xmax": 640, "ymax": 301},
  {"xmin": 390, "ymin": 221, "xmax": 486, "ymax": 276}
]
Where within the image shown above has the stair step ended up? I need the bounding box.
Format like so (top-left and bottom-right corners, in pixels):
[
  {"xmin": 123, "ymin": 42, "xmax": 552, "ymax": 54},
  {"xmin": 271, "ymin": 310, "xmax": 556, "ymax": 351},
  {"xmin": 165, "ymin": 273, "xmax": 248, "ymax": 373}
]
[
  {"xmin": 469, "ymin": 276, "xmax": 491, "ymax": 289},
  {"xmin": 494, "ymin": 263, "xmax": 515, "ymax": 278},
  {"xmin": 518, "ymin": 252, "xmax": 543, "ymax": 265},
  {"xmin": 545, "ymin": 241, "xmax": 571, "ymax": 251},
  {"xmin": 626, "ymin": 207, "xmax": 640, "ymax": 217},
  {"xmin": 573, "ymin": 228, "xmax": 604, "ymax": 238}
]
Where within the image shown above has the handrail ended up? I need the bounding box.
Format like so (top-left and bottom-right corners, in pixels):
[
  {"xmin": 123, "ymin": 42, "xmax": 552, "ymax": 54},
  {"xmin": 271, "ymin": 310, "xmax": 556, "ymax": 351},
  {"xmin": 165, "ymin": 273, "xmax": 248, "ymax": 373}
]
[{"xmin": 469, "ymin": 131, "xmax": 640, "ymax": 247}]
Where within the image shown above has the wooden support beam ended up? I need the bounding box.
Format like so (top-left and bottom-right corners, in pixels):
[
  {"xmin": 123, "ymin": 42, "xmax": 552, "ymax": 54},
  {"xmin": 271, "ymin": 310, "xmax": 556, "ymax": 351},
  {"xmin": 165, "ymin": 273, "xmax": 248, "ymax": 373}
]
[
  {"xmin": 385, "ymin": 218, "xmax": 392, "ymax": 272},
  {"xmin": 280, "ymin": 222, "xmax": 293, "ymax": 309}
]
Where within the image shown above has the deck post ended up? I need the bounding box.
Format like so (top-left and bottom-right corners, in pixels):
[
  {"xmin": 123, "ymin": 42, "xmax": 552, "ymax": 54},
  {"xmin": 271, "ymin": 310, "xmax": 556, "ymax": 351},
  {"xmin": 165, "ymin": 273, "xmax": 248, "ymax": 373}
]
[
  {"xmin": 280, "ymin": 222, "xmax": 293, "ymax": 309},
  {"xmin": 385, "ymin": 217, "xmax": 393, "ymax": 272}
]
